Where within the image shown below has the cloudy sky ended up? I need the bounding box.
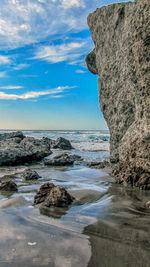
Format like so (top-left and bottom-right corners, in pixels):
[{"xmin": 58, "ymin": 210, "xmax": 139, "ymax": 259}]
[{"xmin": 0, "ymin": 0, "xmax": 130, "ymax": 130}]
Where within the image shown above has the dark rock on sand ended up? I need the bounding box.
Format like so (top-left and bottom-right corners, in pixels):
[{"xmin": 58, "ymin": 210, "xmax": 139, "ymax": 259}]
[
  {"xmin": 51, "ymin": 137, "xmax": 73, "ymax": 150},
  {"xmin": 34, "ymin": 182, "xmax": 74, "ymax": 207},
  {"xmin": 88, "ymin": 160, "xmax": 110, "ymax": 169},
  {"xmin": 0, "ymin": 131, "xmax": 25, "ymax": 141},
  {"xmin": 86, "ymin": 0, "xmax": 150, "ymax": 188},
  {"xmin": 34, "ymin": 183, "xmax": 55, "ymax": 204},
  {"xmin": 42, "ymin": 136, "xmax": 73, "ymax": 150},
  {"xmin": 22, "ymin": 169, "xmax": 41, "ymax": 180},
  {"xmin": 0, "ymin": 131, "xmax": 52, "ymax": 166},
  {"xmin": 44, "ymin": 153, "xmax": 81, "ymax": 166},
  {"xmin": 0, "ymin": 180, "xmax": 18, "ymax": 191},
  {"xmin": 44, "ymin": 185, "xmax": 74, "ymax": 207}
]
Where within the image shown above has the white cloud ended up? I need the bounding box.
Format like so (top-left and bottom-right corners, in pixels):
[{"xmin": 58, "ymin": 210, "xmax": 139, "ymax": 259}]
[
  {"xmin": 0, "ymin": 86, "xmax": 75, "ymax": 100},
  {"xmin": 0, "ymin": 85, "xmax": 23, "ymax": 90},
  {"xmin": 33, "ymin": 38, "xmax": 93, "ymax": 65},
  {"xmin": 0, "ymin": 55, "xmax": 11, "ymax": 65},
  {"xmin": 62, "ymin": 0, "xmax": 85, "ymax": 9},
  {"xmin": 0, "ymin": 71, "xmax": 7, "ymax": 78},
  {"xmin": 76, "ymin": 69, "xmax": 86, "ymax": 74},
  {"xmin": 13, "ymin": 63, "xmax": 29, "ymax": 70},
  {"xmin": 0, "ymin": 0, "xmax": 102, "ymax": 49},
  {"xmin": 21, "ymin": 74, "xmax": 38, "ymax": 78}
]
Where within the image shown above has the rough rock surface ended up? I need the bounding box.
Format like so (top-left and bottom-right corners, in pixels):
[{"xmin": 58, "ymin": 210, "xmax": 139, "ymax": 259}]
[
  {"xmin": 42, "ymin": 136, "xmax": 73, "ymax": 150},
  {"xmin": 86, "ymin": 0, "xmax": 150, "ymax": 188},
  {"xmin": 44, "ymin": 153, "xmax": 81, "ymax": 166},
  {"xmin": 34, "ymin": 182, "xmax": 74, "ymax": 207},
  {"xmin": 0, "ymin": 180, "xmax": 18, "ymax": 191},
  {"xmin": 0, "ymin": 131, "xmax": 25, "ymax": 141},
  {"xmin": 0, "ymin": 132, "xmax": 52, "ymax": 166},
  {"xmin": 34, "ymin": 183, "xmax": 54, "ymax": 204},
  {"xmin": 52, "ymin": 137, "xmax": 73, "ymax": 150},
  {"xmin": 87, "ymin": 160, "xmax": 110, "ymax": 169},
  {"xmin": 22, "ymin": 169, "xmax": 41, "ymax": 180}
]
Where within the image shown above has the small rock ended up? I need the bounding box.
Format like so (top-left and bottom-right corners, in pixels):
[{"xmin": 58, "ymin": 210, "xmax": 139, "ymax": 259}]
[
  {"xmin": 44, "ymin": 153, "xmax": 81, "ymax": 166},
  {"xmin": 44, "ymin": 185, "xmax": 74, "ymax": 207},
  {"xmin": 52, "ymin": 137, "xmax": 73, "ymax": 150},
  {"xmin": 34, "ymin": 183, "xmax": 55, "ymax": 204},
  {"xmin": 88, "ymin": 160, "xmax": 110, "ymax": 168},
  {"xmin": 0, "ymin": 180, "xmax": 18, "ymax": 191},
  {"xmin": 34, "ymin": 183, "xmax": 74, "ymax": 207},
  {"xmin": 22, "ymin": 169, "xmax": 41, "ymax": 180}
]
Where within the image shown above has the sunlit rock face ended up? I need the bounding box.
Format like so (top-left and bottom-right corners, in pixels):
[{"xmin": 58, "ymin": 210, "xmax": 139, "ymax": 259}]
[{"xmin": 86, "ymin": 0, "xmax": 150, "ymax": 187}]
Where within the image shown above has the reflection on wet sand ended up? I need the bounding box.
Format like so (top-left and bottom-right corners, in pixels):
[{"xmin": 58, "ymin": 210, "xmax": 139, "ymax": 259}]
[
  {"xmin": 84, "ymin": 184, "xmax": 150, "ymax": 267},
  {"xmin": 0, "ymin": 164, "xmax": 150, "ymax": 267},
  {"xmin": 0, "ymin": 208, "xmax": 91, "ymax": 267}
]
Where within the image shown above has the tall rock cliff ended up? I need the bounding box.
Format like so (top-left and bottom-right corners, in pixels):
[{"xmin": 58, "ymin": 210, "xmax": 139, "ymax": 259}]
[{"xmin": 86, "ymin": 0, "xmax": 150, "ymax": 188}]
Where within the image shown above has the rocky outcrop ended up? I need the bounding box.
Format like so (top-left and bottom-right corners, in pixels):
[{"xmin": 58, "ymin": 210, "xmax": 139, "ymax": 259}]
[
  {"xmin": 52, "ymin": 137, "xmax": 73, "ymax": 150},
  {"xmin": 44, "ymin": 153, "xmax": 81, "ymax": 166},
  {"xmin": 0, "ymin": 134, "xmax": 52, "ymax": 166},
  {"xmin": 22, "ymin": 169, "xmax": 41, "ymax": 180},
  {"xmin": 86, "ymin": 0, "xmax": 150, "ymax": 188},
  {"xmin": 0, "ymin": 131, "xmax": 73, "ymax": 166},
  {"xmin": 34, "ymin": 182, "xmax": 74, "ymax": 207},
  {"xmin": 42, "ymin": 136, "xmax": 73, "ymax": 150}
]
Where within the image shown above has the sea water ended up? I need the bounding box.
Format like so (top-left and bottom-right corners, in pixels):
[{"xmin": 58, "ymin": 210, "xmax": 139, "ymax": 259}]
[{"xmin": 0, "ymin": 130, "xmax": 150, "ymax": 267}]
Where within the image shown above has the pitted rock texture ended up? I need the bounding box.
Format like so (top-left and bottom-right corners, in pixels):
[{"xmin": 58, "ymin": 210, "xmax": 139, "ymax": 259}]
[
  {"xmin": 34, "ymin": 182, "xmax": 74, "ymax": 207},
  {"xmin": 22, "ymin": 169, "xmax": 41, "ymax": 180},
  {"xmin": 0, "ymin": 180, "xmax": 18, "ymax": 191},
  {"xmin": 86, "ymin": 0, "xmax": 150, "ymax": 188}
]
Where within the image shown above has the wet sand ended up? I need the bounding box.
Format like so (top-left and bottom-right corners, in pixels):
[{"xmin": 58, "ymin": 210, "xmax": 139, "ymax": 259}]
[{"xmin": 0, "ymin": 164, "xmax": 150, "ymax": 266}]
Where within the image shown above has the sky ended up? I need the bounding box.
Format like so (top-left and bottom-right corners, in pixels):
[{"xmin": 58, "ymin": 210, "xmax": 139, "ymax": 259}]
[{"xmin": 0, "ymin": 0, "xmax": 130, "ymax": 130}]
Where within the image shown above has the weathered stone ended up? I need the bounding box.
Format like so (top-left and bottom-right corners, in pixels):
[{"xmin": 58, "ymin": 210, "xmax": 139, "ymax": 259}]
[
  {"xmin": 34, "ymin": 183, "xmax": 55, "ymax": 204},
  {"xmin": 86, "ymin": 0, "xmax": 150, "ymax": 188},
  {"xmin": 44, "ymin": 153, "xmax": 81, "ymax": 166},
  {"xmin": 34, "ymin": 182, "xmax": 74, "ymax": 207},
  {"xmin": 44, "ymin": 185, "xmax": 74, "ymax": 207},
  {"xmin": 0, "ymin": 180, "xmax": 18, "ymax": 191},
  {"xmin": 52, "ymin": 137, "xmax": 73, "ymax": 150},
  {"xmin": 0, "ymin": 131, "xmax": 25, "ymax": 141},
  {"xmin": 22, "ymin": 169, "xmax": 41, "ymax": 180},
  {"xmin": 87, "ymin": 160, "xmax": 110, "ymax": 169},
  {"xmin": 0, "ymin": 132, "xmax": 52, "ymax": 166}
]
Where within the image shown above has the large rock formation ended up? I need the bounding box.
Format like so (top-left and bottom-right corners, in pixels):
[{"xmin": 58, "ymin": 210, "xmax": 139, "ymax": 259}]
[
  {"xmin": 86, "ymin": 0, "xmax": 150, "ymax": 187},
  {"xmin": 0, "ymin": 131, "xmax": 73, "ymax": 166}
]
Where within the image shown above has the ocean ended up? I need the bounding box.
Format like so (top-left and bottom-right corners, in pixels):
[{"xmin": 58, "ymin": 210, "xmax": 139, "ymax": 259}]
[
  {"xmin": 0, "ymin": 129, "xmax": 110, "ymax": 163},
  {"xmin": 1, "ymin": 129, "xmax": 149, "ymax": 266}
]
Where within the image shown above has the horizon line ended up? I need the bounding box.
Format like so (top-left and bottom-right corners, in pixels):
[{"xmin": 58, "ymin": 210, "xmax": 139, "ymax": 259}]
[{"xmin": 0, "ymin": 128, "xmax": 109, "ymax": 131}]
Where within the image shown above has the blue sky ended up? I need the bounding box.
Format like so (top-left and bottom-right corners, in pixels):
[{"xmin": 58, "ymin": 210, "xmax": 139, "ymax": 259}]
[{"xmin": 0, "ymin": 0, "xmax": 130, "ymax": 130}]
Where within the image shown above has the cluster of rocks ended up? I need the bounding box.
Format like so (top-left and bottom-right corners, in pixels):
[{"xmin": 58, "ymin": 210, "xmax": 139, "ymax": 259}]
[
  {"xmin": 86, "ymin": 0, "xmax": 150, "ymax": 189},
  {"xmin": 0, "ymin": 170, "xmax": 75, "ymax": 209},
  {"xmin": 34, "ymin": 182, "xmax": 74, "ymax": 207},
  {"xmin": 42, "ymin": 137, "xmax": 73, "ymax": 150},
  {"xmin": 0, "ymin": 169, "xmax": 40, "ymax": 192},
  {"xmin": 0, "ymin": 131, "xmax": 73, "ymax": 166}
]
